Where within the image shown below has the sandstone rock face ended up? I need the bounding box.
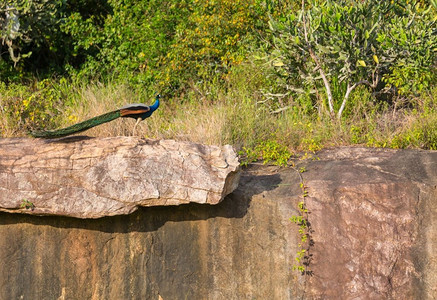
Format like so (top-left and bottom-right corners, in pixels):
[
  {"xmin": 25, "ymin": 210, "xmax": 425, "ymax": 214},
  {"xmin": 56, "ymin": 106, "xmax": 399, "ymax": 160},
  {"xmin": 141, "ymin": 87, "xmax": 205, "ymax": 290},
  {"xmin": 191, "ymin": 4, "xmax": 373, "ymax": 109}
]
[
  {"xmin": 303, "ymin": 148, "xmax": 437, "ymax": 299},
  {"xmin": 0, "ymin": 147, "xmax": 436, "ymax": 299},
  {"xmin": 0, "ymin": 137, "xmax": 240, "ymax": 218}
]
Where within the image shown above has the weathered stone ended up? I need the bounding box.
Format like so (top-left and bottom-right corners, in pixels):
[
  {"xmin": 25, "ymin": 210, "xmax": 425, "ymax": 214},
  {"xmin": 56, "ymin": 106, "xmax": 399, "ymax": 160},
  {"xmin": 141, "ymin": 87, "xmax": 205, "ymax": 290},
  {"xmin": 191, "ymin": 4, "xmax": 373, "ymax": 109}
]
[
  {"xmin": 0, "ymin": 137, "xmax": 241, "ymax": 218},
  {"xmin": 303, "ymin": 147, "xmax": 437, "ymax": 299},
  {"xmin": 0, "ymin": 147, "xmax": 436, "ymax": 299}
]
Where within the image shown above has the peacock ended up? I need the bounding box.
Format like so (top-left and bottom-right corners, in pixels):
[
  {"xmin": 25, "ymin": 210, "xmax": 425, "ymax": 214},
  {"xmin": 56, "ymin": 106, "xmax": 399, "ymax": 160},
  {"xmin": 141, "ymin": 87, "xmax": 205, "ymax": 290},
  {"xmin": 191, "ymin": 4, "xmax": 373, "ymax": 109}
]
[{"xmin": 30, "ymin": 94, "xmax": 161, "ymax": 138}]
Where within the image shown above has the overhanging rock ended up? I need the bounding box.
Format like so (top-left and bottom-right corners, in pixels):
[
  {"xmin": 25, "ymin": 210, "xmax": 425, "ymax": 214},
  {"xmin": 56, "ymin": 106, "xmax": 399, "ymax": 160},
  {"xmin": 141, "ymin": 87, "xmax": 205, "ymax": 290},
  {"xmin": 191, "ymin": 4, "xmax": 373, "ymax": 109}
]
[{"xmin": 0, "ymin": 137, "xmax": 241, "ymax": 218}]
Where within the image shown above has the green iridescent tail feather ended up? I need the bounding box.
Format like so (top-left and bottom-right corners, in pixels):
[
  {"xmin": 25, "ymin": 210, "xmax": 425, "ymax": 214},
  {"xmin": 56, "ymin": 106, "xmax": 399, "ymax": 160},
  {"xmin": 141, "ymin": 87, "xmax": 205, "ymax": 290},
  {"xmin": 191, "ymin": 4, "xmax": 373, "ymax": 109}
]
[{"xmin": 30, "ymin": 110, "xmax": 121, "ymax": 138}]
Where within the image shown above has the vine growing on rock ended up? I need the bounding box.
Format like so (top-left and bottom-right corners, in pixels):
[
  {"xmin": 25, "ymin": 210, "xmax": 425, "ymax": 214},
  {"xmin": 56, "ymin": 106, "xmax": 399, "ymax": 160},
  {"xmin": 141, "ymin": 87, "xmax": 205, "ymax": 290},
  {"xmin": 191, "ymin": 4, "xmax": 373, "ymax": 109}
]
[{"xmin": 290, "ymin": 165, "xmax": 314, "ymax": 276}]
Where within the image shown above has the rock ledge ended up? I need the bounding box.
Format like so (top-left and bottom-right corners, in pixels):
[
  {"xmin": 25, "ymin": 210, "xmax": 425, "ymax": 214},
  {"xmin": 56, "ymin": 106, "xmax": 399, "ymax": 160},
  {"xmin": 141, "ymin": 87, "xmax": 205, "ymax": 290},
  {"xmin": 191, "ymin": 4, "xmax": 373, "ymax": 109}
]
[{"xmin": 0, "ymin": 137, "xmax": 241, "ymax": 218}]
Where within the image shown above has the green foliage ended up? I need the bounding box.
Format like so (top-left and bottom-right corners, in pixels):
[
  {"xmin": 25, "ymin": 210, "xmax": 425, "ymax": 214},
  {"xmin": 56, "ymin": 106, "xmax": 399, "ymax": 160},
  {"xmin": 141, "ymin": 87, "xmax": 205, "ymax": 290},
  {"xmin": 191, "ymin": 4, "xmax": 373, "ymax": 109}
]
[
  {"xmin": 0, "ymin": 78, "xmax": 68, "ymax": 136},
  {"xmin": 388, "ymin": 114, "xmax": 437, "ymax": 150},
  {"xmin": 0, "ymin": 0, "xmax": 67, "ymax": 77},
  {"xmin": 265, "ymin": 0, "xmax": 436, "ymax": 118},
  {"xmin": 0, "ymin": 0, "xmax": 435, "ymax": 155},
  {"xmin": 290, "ymin": 170, "xmax": 312, "ymax": 276},
  {"xmin": 239, "ymin": 139, "xmax": 292, "ymax": 166},
  {"xmin": 62, "ymin": 0, "xmax": 189, "ymax": 90},
  {"xmin": 161, "ymin": 0, "xmax": 269, "ymax": 89},
  {"xmin": 60, "ymin": 0, "xmax": 294, "ymax": 92},
  {"xmin": 420, "ymin": 116, "xmax": 437, "ymax": 150},
  {"xmin": 20, "ymin": 199, "xmax": 34, "ymax": 210},
  {"xmin": 380, "ymin": 3, "xmax": 437, "ymax": 96}
]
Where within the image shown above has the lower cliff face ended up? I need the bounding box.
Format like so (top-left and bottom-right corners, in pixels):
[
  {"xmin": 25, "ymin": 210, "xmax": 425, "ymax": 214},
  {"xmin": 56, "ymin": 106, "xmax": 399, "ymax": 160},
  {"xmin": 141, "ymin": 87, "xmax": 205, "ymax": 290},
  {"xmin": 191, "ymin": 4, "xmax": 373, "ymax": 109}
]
[{"xmin": 0, "ymin": 147, "xmax": 436, "ymax": 299}]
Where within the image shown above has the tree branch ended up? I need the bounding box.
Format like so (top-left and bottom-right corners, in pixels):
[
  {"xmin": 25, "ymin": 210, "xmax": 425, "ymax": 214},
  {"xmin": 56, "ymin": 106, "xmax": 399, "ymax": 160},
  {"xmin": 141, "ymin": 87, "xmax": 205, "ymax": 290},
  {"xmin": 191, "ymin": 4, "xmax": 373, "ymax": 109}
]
[
  {"xmin": 5, "ymin": 39, "xmax": 20, "ymax": 66},
  {"xmin": 337, "ymin": 80, "xmax": 370, "ymax": 118},
  {"xmin": 301, "ymin": 0, "xmax": 334, "ymax": 115}
]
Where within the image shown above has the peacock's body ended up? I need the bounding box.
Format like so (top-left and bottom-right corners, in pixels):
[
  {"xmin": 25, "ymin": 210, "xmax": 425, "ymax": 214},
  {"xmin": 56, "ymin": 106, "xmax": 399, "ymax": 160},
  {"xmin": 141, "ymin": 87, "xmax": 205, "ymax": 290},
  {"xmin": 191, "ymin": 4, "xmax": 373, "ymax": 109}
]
[{"xmin": 30, "ymin": 94, "xmax": 160, "ymax": 138}]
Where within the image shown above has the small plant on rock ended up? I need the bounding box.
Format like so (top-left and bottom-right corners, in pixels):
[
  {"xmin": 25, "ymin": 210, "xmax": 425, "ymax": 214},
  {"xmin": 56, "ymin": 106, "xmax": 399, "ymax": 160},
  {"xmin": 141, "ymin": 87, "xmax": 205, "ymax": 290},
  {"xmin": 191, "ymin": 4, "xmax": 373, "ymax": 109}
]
[
  {"xmin": 290, "ymin": 166, "xmax": 313, "ymax": 275},
  {"xmin": 20, "ymin": 199, "xmax": 35, "ymax": 211}
]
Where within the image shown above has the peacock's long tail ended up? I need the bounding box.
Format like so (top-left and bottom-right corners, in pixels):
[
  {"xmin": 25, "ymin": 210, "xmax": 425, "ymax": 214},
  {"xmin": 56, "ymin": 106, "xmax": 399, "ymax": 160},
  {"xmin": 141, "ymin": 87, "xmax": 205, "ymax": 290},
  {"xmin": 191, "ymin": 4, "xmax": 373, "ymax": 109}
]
[{"xmin": 30, "ymin": 110, "xmax": 121, "ymax": 138}]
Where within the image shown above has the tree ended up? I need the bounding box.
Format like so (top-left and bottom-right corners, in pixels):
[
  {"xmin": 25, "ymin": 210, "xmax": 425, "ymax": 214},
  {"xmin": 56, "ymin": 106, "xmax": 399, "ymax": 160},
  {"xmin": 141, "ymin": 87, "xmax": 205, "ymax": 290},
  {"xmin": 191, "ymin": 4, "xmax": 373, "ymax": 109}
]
[
  {"xmin": 61, "ymin": 0, "xmax": 279, "ymax": 91},
  {"xmin": 0, "ymin": 0, "xmax": 65, "ymax": 70},
  {"xmin": 0, "ymin": 3, "xmax": 21, "ymax": 65},
  {"xmin": 267, "ymin": 0, "xmax": 436, "ymax": 118}
]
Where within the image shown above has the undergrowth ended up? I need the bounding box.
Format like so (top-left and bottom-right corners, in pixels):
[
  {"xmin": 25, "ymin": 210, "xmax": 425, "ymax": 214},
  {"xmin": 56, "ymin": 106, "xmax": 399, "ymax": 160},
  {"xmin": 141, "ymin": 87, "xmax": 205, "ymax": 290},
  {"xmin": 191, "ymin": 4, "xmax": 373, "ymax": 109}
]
[{"xmin": 0, "ymin": 65, "xmax": 436, "ymax": 158}]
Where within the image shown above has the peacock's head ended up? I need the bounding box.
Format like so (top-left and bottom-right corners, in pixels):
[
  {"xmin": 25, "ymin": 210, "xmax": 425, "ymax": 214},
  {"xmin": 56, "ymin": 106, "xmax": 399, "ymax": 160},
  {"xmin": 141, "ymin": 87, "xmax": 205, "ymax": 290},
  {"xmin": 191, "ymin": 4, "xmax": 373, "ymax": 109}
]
[{"xmin": 149, "ymin": 93, "xmax": 161, "ymax": 111}]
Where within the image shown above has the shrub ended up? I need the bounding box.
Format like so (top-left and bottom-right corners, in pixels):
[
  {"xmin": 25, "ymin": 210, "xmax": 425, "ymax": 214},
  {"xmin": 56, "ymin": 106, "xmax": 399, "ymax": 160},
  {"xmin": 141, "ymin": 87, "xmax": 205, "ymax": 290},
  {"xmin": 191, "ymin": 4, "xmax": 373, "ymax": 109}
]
[
  {"xmin": 265, "ymin": 0, "xmax": 437, "ymax": 118},
  {"xmin": 0, "ymin": 79, "xmax": 67, "ymax": 136},
  {"xmin": 0, "ymin": 0, "xmax": 69, "ymax": 78},
  {"xmin": 62, "ymin": 0, "xmax": 189, "ymax": 90},
  {"xmin": 239, "ymin": 139, "xmax": 292, "ymax": 166}
]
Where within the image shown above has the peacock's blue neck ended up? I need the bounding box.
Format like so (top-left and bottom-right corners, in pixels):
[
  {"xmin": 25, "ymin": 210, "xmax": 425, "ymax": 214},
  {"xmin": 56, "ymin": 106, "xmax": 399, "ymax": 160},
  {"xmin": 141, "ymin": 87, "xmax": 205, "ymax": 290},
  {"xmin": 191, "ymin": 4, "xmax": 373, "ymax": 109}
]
[{"xmin": 150, "ymin": 96, "xmax": 160, "ymax": 112}]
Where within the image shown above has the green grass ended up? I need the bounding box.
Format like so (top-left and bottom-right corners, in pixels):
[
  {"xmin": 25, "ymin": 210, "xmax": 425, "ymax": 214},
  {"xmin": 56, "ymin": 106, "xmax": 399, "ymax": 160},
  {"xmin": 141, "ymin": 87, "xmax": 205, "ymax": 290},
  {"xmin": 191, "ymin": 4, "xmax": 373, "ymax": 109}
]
[{"xmin": 1, "ymin": 65, "xmax": 436, "ymax": 163}]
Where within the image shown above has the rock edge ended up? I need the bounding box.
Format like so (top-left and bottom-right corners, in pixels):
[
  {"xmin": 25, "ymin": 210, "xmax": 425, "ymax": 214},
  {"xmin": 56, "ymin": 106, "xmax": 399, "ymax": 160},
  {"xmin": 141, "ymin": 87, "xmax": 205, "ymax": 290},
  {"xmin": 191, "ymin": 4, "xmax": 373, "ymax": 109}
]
[{"xmin": 0, "ymin": 137, "xmax": 241, "ymax": 218}]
